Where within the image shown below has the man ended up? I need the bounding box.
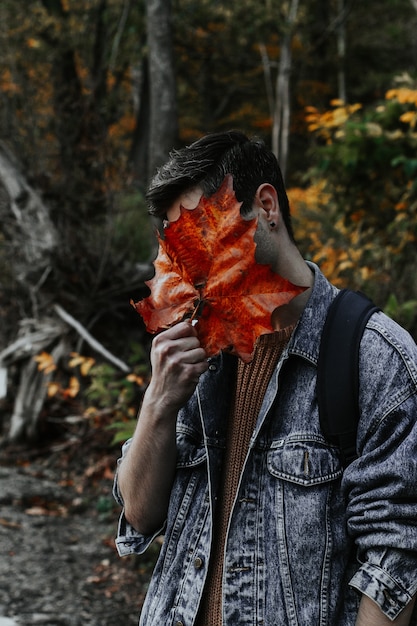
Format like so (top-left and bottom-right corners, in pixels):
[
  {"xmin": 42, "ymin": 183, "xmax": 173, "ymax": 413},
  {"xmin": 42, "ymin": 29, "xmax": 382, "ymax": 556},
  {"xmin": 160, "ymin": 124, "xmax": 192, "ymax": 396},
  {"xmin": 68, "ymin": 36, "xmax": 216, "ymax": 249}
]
[{"xmin": 114, "ymin": 131, "xmax": 417, "ymax": 625}]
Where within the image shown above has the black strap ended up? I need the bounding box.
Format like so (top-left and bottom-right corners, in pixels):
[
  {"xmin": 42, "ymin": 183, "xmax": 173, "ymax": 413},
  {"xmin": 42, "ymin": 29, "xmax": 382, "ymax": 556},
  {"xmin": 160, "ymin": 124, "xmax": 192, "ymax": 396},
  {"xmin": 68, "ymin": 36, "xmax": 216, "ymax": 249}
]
[{"xmin": 317, "ymin": 289, "xmax": 380, "ymax": 466}]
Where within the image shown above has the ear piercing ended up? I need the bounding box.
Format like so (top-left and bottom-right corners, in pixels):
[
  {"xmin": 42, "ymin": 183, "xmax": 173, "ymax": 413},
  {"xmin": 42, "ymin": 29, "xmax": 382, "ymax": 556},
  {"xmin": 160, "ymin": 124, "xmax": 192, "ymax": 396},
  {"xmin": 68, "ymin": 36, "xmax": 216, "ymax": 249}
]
[{"xmin": 269, "ymin": 221, "xmax": 276, "ymax": 230}]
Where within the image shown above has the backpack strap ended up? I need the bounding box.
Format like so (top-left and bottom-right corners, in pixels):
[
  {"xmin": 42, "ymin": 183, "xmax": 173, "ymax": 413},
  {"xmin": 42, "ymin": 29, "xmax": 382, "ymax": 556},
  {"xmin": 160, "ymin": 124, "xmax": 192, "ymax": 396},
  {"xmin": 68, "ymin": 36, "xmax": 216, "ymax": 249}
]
[{"xmin": 317, "ymin": 289, "xmax": 380, "ymax": 467}]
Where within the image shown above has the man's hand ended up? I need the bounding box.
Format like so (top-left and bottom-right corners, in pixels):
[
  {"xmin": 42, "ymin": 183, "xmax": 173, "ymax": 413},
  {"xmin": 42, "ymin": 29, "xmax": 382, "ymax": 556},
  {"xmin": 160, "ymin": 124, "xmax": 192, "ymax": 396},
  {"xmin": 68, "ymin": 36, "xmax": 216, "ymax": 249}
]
[{"xmin": 146, "ymin": 320, "xmax": 209, "ymax": 412}]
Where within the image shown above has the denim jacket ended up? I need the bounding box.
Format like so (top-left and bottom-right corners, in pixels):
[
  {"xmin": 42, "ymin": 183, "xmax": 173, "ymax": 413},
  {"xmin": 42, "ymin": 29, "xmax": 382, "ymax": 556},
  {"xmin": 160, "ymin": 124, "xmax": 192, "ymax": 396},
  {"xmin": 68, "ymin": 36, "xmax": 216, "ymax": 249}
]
[{"xmin": 114, "ymin": 264, "xmax": 417, "ymax": 625}]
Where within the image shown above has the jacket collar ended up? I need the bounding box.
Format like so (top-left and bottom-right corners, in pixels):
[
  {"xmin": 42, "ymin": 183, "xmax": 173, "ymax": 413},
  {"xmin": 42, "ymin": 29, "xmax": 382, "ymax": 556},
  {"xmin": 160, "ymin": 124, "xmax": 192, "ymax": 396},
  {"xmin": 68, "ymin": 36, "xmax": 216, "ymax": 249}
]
[{"xmin": 287, "ymin": 262, "xmax": 339, "ymax": 366}]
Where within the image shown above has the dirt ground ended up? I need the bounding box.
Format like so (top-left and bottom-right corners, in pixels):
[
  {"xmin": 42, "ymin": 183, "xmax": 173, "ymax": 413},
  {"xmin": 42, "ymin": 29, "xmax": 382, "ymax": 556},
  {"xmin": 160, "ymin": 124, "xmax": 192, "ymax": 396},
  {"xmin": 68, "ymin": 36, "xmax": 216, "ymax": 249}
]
[{"xmin": 0, "ymin": 428, "xmax": 156, "ymax": 626}]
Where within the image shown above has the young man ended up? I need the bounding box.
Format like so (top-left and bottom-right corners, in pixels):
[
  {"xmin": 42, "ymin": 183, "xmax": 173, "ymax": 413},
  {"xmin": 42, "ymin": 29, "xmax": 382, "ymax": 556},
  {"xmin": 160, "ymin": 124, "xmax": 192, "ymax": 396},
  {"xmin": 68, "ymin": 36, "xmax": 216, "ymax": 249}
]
[{"xmin": 114, "ymin": 131, "xmax": 417, "ymax": 625}]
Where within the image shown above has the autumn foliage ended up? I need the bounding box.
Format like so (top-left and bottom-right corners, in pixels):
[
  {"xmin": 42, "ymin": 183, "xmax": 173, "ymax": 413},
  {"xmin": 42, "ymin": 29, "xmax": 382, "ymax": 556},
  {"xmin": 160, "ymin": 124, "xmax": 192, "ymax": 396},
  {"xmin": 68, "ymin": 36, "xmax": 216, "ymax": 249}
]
[{"xmin": 290, "ymin": 80, "xmax": 417, "ymax": 336}]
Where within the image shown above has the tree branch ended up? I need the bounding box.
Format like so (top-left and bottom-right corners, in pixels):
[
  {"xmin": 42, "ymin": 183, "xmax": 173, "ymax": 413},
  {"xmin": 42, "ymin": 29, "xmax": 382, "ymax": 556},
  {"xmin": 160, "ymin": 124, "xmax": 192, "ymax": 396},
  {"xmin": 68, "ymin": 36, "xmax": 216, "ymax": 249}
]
[{"xmin": 53, "ymin": 304, "xmax": 130, "ymax": 373}]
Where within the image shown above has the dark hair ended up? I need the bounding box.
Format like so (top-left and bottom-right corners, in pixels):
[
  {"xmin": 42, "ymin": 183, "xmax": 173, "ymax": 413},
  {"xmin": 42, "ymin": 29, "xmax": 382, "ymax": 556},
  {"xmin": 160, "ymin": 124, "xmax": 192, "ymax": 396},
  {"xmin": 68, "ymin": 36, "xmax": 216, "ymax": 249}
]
[{"xmin": 146, "ymin": 130, "xmax": 294, "ymax": 240}]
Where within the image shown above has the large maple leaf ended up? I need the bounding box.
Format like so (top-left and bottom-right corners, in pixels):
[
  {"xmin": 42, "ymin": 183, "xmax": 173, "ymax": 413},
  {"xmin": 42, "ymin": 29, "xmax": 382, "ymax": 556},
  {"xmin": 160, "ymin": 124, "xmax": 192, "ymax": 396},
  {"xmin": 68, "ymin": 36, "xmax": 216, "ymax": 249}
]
[{"xmin": 133, "ymin": 176, "xmax": 306, "ymax": 362}]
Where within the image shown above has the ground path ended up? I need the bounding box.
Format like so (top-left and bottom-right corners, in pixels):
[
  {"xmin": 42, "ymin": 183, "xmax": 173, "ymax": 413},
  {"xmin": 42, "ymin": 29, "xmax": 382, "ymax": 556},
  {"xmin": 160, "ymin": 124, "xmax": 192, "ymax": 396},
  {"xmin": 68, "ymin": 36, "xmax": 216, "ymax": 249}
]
[{"xmin": 0, "ymin": 436, "xmax": 154, "ymax": 626}]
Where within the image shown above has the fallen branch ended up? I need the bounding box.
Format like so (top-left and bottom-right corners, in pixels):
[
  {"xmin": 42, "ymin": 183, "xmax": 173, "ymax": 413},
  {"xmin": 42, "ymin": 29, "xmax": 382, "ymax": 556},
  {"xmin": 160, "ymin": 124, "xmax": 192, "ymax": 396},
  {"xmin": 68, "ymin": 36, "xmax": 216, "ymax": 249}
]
[
  {"xmin": 53, "ymin": 304, "xmax": 130, "ymax": 373},
  {"xmin": 0, "ymin": 321, "xmax": 63, "ymax": 364}
]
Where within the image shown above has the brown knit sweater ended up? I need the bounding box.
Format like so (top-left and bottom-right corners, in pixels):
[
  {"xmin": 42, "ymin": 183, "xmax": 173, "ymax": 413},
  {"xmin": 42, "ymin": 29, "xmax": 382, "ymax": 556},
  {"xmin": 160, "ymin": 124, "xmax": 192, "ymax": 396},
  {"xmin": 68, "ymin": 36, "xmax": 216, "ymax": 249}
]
[{"xmin": 196, "ymin": 326, "xmax": 294, "ymax": 626}]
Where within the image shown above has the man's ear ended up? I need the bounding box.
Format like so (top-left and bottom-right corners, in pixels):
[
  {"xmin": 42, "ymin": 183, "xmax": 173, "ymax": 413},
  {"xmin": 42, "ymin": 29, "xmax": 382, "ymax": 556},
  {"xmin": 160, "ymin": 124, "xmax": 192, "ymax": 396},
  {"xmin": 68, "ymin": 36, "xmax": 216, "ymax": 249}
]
[{"xmin": 255, "ymin": 183, "xmax": 280, "ymax": 223}]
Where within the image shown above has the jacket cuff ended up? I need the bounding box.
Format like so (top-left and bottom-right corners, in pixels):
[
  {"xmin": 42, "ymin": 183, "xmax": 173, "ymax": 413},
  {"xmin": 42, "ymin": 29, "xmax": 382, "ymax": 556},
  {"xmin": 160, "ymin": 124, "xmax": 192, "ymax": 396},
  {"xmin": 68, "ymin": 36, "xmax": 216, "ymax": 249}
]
[
  {"xmin": 112, "ymin": 438, "xmax": 132, "ymax": 507},
  {"xmin": 350, "ymin": 561, "xmax": 415, "ymax": 620},
  {"xmin": 114, "ymin": 509, "xmax": 165, "ymax": 557}
]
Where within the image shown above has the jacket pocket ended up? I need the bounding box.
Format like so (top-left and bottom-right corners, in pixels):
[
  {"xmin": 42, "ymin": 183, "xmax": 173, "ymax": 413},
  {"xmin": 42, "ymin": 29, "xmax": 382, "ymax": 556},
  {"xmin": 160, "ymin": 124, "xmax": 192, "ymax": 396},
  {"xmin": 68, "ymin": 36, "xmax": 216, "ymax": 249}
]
[
  {"xmin": 267, "ymin": 435, "xmax": 343, "ymax": 486},
  {"xmin": 264, "ymin": 436, "xmax": 347, "ymax": 624},
  {"xmin": 176, "ymin": 426, "xmax": 207, "ymax": 469}
]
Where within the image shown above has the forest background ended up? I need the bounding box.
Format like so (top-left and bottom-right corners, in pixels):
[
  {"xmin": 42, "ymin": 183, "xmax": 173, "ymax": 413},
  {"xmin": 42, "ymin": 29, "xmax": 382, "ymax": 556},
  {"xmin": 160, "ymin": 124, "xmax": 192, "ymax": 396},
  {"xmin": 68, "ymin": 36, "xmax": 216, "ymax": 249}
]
[{"xmin": 0, "ymin": 0, "xmax": 417, "ymax": 455}]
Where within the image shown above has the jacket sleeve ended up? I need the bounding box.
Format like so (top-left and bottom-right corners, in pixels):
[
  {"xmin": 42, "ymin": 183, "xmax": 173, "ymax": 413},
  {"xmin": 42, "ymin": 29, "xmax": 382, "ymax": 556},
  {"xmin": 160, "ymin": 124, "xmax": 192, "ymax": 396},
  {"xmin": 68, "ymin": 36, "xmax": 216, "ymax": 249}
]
[
  {"xmin": 112, "ymin": 439, "xmax": 165, "ymax": 557},
  {"xmin": 342, "ymin": 316, "xmax": 417, "ymax": 620}
]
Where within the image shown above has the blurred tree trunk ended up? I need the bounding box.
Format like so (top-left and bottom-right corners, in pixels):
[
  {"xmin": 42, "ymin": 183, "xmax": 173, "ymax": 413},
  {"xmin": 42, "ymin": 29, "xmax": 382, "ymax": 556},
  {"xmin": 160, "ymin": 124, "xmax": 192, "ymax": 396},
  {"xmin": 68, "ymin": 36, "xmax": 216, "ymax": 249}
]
[
  {"xmin": 0, "ymin": 144, "xmax": 57, "ymax": 300},
  {"xmin": 337, "ymin": 0, "xmax": 347, "ymax": 102},
  {"xmin": 146, "ymin": 0, "xmax": 178, "ymax": 181},
  {"xmin": 129, "ymin": 55, "xmax": 151, "ymax": 188},
  {"xmin": 0, "ymin": 143, "xmax": 63, "ymax": 441},
  {"xmin": 39, "ymin": 0, "xmax": 111, "ymax": 219},
  {"xmin": 272, "ymin": 0, "xmax": 299, "ymax": 179}
]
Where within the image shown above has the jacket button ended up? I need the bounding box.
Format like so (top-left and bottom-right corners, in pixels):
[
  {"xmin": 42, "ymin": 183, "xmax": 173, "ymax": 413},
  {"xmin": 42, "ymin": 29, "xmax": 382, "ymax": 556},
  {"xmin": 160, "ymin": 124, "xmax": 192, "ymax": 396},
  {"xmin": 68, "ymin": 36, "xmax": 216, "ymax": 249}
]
[
  {"xmin": 194, "ymin": 556, "xmax": 204, "ymax": 569},
  {"xmin": 175, "ymin": 622, "xmax": 184, "ymax": 626},
  {"xmin": 208, "ymin": 363, "xmax": 217, "ymax": 371}
]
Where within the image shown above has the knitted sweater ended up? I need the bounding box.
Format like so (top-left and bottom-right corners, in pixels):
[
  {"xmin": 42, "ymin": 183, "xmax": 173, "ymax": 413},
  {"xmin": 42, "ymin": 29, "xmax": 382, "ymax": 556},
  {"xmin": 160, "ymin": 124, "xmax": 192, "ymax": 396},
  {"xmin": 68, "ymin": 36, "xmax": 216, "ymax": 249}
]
[{"xmin": 196, "ymin": 327, "xmax": 294, "ymax": 625}]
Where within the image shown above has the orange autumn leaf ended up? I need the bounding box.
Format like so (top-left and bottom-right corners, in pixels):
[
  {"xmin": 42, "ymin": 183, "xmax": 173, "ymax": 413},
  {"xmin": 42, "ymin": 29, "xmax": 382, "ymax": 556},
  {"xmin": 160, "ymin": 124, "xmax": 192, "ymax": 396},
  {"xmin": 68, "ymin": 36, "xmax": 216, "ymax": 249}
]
[
  {"xmin": 126, "ymin": 373, "xmax": 145, "ymax": 386},
  {"xmin": 34, "ymin": 351, "xmax": 56, "ymax": 374},
  {"xmin": 47, "ymin": 382, "xmax": 61, "ymax": 398},
  {"xmin": 133, "ymin": 176, "xmax": 306, "ymax": 362},
  {"xmin": 62, "ymin": 376, "xmax": 80, "ymax": 398},
  {"xmin": 69, "ymin": 352, "xmax": 96, "ymax": 376}
]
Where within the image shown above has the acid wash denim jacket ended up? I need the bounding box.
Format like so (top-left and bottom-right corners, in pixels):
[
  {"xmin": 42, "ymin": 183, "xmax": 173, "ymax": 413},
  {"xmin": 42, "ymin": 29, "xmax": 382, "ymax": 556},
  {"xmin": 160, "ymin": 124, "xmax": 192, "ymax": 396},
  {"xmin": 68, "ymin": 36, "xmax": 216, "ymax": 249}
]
[{"xmin": 113, "ymin": 264, "xmax": 417, "ymax": 626}]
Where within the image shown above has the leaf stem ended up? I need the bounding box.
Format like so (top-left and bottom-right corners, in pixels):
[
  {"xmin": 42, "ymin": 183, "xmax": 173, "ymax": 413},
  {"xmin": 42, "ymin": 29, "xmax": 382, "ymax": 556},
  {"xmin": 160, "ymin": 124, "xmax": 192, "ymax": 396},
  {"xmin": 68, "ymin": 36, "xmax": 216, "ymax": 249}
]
[{"xmin": 190, "ymin": 303, "xmax": 200, "ymax": 322}]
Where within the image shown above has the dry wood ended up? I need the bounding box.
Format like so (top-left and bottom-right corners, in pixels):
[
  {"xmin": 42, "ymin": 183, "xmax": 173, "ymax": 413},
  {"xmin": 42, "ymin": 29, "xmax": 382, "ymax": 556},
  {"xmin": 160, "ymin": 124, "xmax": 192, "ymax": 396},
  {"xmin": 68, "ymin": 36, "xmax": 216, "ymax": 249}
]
[
  {"xmin": 1, "ymin": 306, "xmax": 130, "ymax": 441},
  {"xmin": 0, "ymin": 142, "xmax": 57, "ymax": 283},
  {"xmin": 53, "ymin": 304, "xmax": 130, "ymax": 373},
  {"xmin": 8, "ymin": 337, "xmax": 68, "ymax": 441}
]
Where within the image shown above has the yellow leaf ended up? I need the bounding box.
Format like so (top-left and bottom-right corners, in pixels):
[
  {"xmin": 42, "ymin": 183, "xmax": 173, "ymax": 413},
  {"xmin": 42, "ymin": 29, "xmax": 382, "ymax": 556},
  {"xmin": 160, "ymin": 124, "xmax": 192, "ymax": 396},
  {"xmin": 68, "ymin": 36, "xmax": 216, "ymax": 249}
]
[
  {"xmin": 63, "ymin": 377, "xmax": 80, "ymax": 398},
  {"xmin": 47, "ymin": 382, "xmax": 61, "ymax": 397},
  {"xmin": 26, "ymin": 38, "xmax": 40, "ymax": 49},
  {"xmin": 80, "ymin": 358, "xmax": 95, "ymax": 376},
  {"xmin": 338, "ymin": 260, "xmax": 354, "ymax": 272},
  {"xmin": 34, "ymin": 352, "xmax": 56, "ymax": 374},
  {"xmin": 400, "ymin": 111, "xmax": 417, "ymax": 128},
  {"xmin": 360, "ymin": 267, "xmax": 373, "ymax": 281},
  {"xmin": 330, "ymin": 98, "xmax": 345, "ymax": 106},
  {"xmin": 68, "ymin": 352, "xmax": 84, "ymax": 368},
  {"xmin": 126, "ymin": 373, "xmax": 145, "ymax": 386},
  {"xmin": 386, "ymin": 87, "xmax": 417, "ymax": 105},
  {"xmin": 386, "ymin": 89, "xmax": 397, "ymax": 100},
  {"xmin": 69, "ymin": 353, "xmax": 95, "ymax": 375}
]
